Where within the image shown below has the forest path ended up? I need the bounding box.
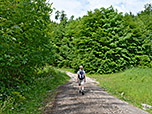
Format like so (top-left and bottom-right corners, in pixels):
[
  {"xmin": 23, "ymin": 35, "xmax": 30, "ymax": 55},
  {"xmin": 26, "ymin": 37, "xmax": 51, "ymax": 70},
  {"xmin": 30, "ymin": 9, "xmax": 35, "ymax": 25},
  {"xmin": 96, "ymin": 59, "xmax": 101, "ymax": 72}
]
[{"xmin": 50, "ymin": 71, "xmax": 149, "ymax": 114}]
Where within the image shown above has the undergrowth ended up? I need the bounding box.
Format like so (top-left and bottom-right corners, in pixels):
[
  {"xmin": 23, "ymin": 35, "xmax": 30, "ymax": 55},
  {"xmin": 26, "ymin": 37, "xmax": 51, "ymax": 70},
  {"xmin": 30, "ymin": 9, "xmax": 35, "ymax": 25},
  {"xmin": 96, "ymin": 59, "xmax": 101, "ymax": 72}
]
[{"xmin": 0, "ymin": 66, "xmax": 70, "ymax": 114}]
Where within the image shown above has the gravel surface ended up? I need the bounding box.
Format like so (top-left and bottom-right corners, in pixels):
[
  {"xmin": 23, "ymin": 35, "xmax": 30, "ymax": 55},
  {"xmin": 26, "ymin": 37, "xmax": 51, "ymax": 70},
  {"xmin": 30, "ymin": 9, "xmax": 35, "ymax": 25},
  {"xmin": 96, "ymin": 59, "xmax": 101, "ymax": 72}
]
[{"xmin": 49, "ymin": 71, "xmax": 149, "ymax": 114}]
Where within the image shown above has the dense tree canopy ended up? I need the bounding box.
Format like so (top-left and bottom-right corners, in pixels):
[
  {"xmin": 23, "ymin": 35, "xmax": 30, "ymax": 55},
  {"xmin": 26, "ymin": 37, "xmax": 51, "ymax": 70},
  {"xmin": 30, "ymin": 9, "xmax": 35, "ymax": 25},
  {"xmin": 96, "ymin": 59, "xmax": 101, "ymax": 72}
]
[
  {"xmin": 51, "ymin": 5, "xmax": 152, "ymax": 73},
  {"xmin": 0, "ymin": 0, "xmax": 53, "ymax": 97}
]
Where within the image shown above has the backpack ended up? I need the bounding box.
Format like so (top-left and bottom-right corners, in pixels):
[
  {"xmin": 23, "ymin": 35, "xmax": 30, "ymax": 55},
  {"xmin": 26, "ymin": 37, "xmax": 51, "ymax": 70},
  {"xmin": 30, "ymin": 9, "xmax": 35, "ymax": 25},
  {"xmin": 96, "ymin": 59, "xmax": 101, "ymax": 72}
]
[{"xmin": 78, "ymin": 70, "xmax": 85, "ymax": 80}]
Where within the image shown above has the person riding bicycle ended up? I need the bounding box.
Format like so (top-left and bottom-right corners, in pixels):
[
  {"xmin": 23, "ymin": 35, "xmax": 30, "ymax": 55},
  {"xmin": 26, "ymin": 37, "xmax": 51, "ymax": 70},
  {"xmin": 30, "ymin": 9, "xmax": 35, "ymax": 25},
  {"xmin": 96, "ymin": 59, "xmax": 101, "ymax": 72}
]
[{"xmin": 76, "ymin": 65, "xmax": 86, "ymax": 95}]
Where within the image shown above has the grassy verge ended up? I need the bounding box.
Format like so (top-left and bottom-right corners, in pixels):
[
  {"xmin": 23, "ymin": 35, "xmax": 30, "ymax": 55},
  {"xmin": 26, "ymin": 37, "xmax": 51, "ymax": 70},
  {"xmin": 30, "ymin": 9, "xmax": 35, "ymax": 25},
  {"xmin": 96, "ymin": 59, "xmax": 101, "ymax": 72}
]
[
  {"xmin": 0, "ymin": 66, "xmax": 70, "ymax": 114},
  {"xmin": 88, "ymin": 67, "xmax": 152, "ymax": 113}
]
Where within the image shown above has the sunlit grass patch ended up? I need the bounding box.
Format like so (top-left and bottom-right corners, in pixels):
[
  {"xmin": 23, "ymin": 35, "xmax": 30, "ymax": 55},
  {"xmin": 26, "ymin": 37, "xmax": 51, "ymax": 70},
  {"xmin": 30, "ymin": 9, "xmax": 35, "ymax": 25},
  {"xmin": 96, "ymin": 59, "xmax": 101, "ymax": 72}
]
[{"xmin": 88, "ymin": 67, "xmax": 152, "ymax": 113}]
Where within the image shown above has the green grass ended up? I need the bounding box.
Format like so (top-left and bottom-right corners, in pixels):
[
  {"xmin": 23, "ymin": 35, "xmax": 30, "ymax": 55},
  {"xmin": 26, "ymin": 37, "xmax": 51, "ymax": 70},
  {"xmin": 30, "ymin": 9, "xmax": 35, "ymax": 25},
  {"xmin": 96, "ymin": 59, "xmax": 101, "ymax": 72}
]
[
  {"xmin": 88, "ymin": 67, "xmax": 152, "ymax": 113},
  {"xmin": 0, "ymin": 66, "xmax": 70, "ymax": 114}
]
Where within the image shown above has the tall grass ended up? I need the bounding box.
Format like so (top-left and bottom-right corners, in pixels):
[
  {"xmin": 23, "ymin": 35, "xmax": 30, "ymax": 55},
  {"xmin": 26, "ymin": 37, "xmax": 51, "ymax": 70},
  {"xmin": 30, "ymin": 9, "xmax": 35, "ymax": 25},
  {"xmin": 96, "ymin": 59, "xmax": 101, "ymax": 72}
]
[
  {"xmin": 89, "ymin": 67, "xmax": 152, "ymax": 113},
  {"xmin": 0, "ymin": 66, "xmax": 70, "ymax": 114}
]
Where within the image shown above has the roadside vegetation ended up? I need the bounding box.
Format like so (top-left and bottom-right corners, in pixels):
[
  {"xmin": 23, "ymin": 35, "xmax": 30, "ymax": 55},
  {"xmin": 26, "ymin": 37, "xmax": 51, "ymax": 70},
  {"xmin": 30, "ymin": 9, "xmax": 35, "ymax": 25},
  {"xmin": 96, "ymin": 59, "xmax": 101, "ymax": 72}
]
[
  {"xmin": 0, "ymin": 66, "xmax": 70, "ymax": 114},
  {"xmin": 0, "ymin": 1, "xmax": 69, "ymax": 113},
  {"xmin": 88, "ymin": 67, "xmax": 152, "ymax": 113}
]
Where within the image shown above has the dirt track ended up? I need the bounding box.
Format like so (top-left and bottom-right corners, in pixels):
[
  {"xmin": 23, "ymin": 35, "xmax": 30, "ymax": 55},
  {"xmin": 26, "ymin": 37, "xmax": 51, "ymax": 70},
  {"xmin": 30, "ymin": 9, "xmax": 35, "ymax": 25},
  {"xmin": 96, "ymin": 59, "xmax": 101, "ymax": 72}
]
[{"xmin": 49, "ymin": 71, "xmax": 149, "ymax": 114}]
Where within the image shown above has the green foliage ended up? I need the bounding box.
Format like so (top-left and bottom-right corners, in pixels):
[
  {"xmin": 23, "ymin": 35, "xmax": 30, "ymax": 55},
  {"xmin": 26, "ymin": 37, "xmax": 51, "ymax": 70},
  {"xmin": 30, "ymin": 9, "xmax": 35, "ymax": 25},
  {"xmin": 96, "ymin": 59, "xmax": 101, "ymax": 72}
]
[
  {"xmin": 51, "ymin": 5, "xmax": 152, "ymax": 74},
  {"xmin": 0, "ymin": 66, "xmax": 70, "ymax": 113},
  {"xmin": 0, "ymin": 0, "xmax": 56, "ymax": 113},
  {"xmin": 50, "ymin": 15, "xmax": 80, "ymax": 68},
  {"xmin": 0, "ymin": 96, "xmax": 15, "ymax": 114},
  {"xmin": 0, "ymin": 0, "xmax": 53, "ymax": 98},
  {"xmin": 0, "ymin": 92, "xmax": 26, "ymax": 114},
  {"xmin": 88, "ymin": 67, "xmax": 152, "ymax": 113}
]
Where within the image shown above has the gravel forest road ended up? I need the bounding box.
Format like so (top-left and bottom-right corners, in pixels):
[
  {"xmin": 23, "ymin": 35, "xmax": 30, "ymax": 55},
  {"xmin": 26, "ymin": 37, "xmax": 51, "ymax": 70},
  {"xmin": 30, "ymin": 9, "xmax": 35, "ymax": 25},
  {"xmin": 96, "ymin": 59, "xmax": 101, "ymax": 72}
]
[{"xmin": 49, "ymin": 71, "xmax": 149, "ymax": 114}]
